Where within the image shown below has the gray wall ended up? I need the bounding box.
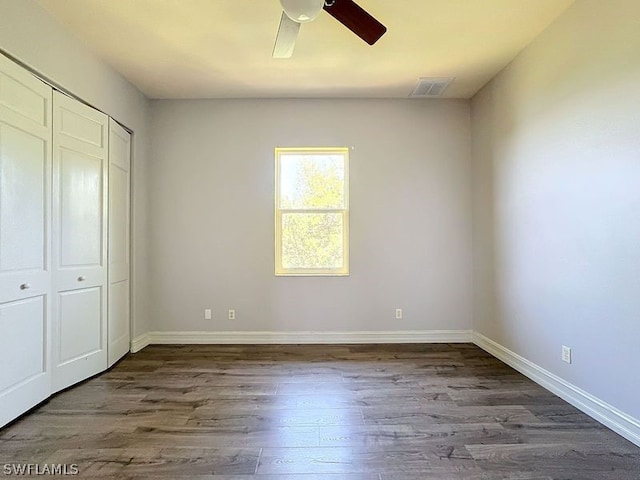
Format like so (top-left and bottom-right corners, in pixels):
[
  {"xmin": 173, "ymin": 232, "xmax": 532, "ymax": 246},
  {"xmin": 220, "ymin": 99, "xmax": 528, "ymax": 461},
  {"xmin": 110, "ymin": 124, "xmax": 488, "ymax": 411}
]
[
  {"xmin": 471, "ymin": 0, "xmax": 640, "ymax": 418},
  {"xmin": 0, "ymin": 0, "xmax": 151, "ymax": 336},
  {"xmin": 149, "ymin": 98, "xmax": 473, "ymax": 333}
]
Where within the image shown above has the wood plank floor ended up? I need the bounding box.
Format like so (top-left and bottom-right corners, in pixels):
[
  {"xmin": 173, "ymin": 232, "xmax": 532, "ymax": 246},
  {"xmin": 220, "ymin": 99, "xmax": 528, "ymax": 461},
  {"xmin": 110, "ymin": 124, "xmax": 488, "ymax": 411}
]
[{"xmin": 1, "ymin": 344, "xmax": 639, "ymax": 479}]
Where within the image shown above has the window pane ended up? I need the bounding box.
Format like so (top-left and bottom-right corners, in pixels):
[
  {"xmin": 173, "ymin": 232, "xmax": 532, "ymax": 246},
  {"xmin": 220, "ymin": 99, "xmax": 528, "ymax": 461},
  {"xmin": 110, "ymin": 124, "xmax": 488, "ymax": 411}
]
[
  {"xmin": 279, "ymin": 154, "xmax": 345, "ymax": 209},
  {"xmin": 281, "ymin": 213, "xmax": 344, "ymax": 269}
]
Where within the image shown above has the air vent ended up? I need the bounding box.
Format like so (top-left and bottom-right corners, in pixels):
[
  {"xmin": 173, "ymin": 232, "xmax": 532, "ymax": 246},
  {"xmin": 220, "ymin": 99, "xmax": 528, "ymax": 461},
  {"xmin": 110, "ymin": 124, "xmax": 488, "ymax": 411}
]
[{"xmin": 410, "ymin": 77, "xmax": 454, "ymax": 97}]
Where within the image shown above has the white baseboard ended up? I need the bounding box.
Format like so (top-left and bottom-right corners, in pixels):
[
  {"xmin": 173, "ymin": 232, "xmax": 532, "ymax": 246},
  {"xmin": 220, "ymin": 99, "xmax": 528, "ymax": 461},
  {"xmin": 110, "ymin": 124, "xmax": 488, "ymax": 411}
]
[
  {"xmin": 130, "ymin": 332, "xmax": 151, "ymax": 353},
  {"xmin": 473, "ymin": 331, "xmax": 640, "ymax": 447},
  {"xmin": 133, "ymin": 329, "xmax": 472, "ymax": 346}
]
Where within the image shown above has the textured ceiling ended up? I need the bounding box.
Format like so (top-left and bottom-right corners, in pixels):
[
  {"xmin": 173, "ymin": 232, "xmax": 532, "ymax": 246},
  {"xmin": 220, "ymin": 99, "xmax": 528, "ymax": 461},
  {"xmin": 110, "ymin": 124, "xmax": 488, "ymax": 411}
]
[{"xmin": 38, "ymin": 0, "xmax": 575, "ymax": 99}]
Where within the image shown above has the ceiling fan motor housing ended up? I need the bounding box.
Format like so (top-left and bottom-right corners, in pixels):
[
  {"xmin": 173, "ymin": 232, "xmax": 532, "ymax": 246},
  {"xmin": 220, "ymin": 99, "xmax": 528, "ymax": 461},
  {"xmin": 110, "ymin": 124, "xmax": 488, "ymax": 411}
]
[{"xmin": 280, "ymin": 0, "xmax": 325, "ymax": 23}]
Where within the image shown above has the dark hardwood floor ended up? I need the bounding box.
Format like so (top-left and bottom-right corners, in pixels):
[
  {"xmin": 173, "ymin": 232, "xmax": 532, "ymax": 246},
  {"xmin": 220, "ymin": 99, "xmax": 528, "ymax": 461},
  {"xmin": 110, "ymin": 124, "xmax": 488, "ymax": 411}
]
[{"xmin": 1, "ymin": 344, "xmax": 638, "ymax": 479}]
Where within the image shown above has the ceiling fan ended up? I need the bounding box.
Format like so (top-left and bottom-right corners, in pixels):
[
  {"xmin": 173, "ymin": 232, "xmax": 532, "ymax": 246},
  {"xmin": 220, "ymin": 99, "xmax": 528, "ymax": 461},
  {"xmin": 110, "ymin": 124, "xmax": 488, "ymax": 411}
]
[{"xmin": 273, "ymin": 0, "xmax": 387, "ymax": 58}]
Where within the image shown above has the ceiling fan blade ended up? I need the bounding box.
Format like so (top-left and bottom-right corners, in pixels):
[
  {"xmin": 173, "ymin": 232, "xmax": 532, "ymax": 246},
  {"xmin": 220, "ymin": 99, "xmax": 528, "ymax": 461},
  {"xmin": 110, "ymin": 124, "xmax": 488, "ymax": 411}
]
[
  {"xmin": 273, "ymin": 11, "xmax": 301, "ymax": 58},
  {"xmin": 323, "ymin": 0, "xmax": 386, "ymax": 46}
]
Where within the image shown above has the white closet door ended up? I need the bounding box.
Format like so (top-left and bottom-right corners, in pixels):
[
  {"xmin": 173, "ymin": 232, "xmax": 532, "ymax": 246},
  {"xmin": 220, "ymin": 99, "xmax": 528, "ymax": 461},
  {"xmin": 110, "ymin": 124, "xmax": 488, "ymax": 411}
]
[
  {"xmin": 0, "ymin": 54, "xmax": 53, "ymax": 427},
  {"xmin": 108, "ymin": 119, "xmax": 130, "ymax": 367},
  {"xmin": 52, "ymin": 92, "xmax": 108, "ymax": 392}
]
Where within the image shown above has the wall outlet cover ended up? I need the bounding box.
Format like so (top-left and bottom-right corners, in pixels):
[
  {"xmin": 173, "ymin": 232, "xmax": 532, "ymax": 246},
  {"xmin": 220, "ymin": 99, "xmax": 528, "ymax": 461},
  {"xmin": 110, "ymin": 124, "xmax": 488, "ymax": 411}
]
[{"xmin": 562, "ymin": 345, "xmax": 572, "ymax": 364}]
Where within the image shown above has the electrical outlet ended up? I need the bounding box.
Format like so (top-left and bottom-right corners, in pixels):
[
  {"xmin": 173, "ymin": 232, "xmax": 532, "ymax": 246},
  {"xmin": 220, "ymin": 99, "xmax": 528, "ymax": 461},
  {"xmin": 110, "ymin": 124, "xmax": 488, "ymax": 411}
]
[
  {"xmin": 395, "ymin": 308, "xmax": 403, "ymax": 320},
  {"xmin": 562, "ymin": 345, "xmax": 572, "ymax": 364},
  {"xmin": 228, "ymin": 309, "xmax": 235, "ymax": 320},
  {"xmin": 204, "ymin": 309, "xmax": 212, "ymax": 320}
]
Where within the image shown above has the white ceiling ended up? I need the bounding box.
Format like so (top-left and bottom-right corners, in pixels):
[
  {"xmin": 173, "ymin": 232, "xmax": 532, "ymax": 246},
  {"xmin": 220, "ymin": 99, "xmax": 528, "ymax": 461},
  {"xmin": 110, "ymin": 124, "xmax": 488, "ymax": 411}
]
[{"xmin": 38, "ymin": 0, "xmax": 575, "ymax": 99}]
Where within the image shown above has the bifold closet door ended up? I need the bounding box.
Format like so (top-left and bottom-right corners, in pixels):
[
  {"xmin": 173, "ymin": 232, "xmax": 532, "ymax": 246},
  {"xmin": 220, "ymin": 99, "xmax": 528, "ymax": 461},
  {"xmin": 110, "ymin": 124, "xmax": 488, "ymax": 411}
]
[
  {"xmin": 108, "ymin": 119, "xmax": 131, "ymax": 367},
  {"xmin": 0, "ymin": 55, "xmax": 53, "ymax": 427},
  {"xmin": 51, "ymin": 92, "xmax": 108, "ymax": 392}
]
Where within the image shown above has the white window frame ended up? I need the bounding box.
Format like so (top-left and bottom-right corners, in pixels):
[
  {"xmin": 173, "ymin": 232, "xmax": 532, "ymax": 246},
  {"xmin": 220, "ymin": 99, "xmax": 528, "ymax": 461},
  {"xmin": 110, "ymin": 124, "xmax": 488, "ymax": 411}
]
[{"xmin": 275, "ymin": 147, "xmax": 350, "ymax": 276}]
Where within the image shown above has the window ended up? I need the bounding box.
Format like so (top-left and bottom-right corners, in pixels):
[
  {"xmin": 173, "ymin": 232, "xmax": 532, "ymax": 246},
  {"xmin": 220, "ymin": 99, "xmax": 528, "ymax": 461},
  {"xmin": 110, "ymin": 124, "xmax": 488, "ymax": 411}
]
[{"xmin": 275, "ymin": 147, "xmax": 349, "ymax": 276}]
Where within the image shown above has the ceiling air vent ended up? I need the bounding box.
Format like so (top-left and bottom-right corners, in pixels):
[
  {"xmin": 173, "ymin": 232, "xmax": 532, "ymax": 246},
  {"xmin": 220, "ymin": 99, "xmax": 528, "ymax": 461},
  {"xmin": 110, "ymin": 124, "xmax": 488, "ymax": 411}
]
[{"xmin": 410, "ymin": 77, "xmax": 454, "ymax": 97}]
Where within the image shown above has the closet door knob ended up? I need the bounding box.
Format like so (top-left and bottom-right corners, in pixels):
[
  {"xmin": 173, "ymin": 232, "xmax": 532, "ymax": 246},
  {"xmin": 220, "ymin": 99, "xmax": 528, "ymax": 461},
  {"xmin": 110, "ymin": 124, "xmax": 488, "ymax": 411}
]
[
  {"xmin": 77, "ymin": 276, "xmax": 86, "ymax": 282},
  {"xmin": 20, "ymin": 283, "xmax": 30, "ymax": 290}
]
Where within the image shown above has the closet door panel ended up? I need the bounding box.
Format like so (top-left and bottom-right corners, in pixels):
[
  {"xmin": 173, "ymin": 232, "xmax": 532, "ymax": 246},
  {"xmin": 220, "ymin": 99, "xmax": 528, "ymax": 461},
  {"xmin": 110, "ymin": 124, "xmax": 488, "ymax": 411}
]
[
  {"xmin": 0, "ymin": 75, "xmax": 48, "ymax": 130},
  {"xmin": 108, "ymin": 119, "xmax": 130, "ymax": 366},
  {"xmin": 0, "ymin": 54, "xmax": 52, "ymax": 428},
  {"xmin": 52, "ymin": 92, "xmax": 108, "ymax": 392},
  {"xmin": 58, "ymin": 288, "xmax": 102, "ymax": 363},
  {"xmin": 0, "ymin": 124, "xmax": 46, "ymax": 281},
  {"xmin": 108, "ymin": 278, "xmax": 129, "ymax": 364},
  {"xmin": 58, "ymin": 148, "xmax": 103, "ymax": 271},
  {"xmin": 0, "ymin": 297, "xmax": 46, "ymax": 391}
]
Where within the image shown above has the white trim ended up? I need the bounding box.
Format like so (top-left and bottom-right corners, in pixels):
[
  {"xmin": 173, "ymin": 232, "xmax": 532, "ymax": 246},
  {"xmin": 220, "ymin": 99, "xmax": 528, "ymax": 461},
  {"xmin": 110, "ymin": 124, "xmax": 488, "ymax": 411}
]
[
  {"xmin": 137, "ymin": 330, "xmax": 472, "ymax": 346},
  {"xmin": 473, "ymin": 331, "xmax": 640, "ymax": 447},
  {"xmin": 130, "ymin": 332, "xmax": 151, "ymax": 353}
]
